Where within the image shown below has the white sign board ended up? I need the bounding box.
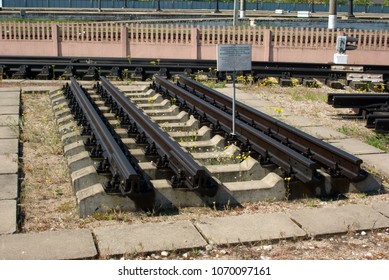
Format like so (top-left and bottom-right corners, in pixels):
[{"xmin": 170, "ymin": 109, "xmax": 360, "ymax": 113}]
[{"xmin": 217, "ymin": 44, "xmax": 252, "ymax": 72}]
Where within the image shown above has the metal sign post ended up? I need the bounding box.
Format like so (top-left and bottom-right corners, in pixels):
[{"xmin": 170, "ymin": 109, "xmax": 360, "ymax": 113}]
[{"xmin": 217, "ymin": 44, "xmax": 252, "ymax": 136}]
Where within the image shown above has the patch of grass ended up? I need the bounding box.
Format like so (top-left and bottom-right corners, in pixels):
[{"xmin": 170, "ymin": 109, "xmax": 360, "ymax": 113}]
[
  {"xmin": 305, "ymin": 198, "xmax": 318, "ymax": 208},
  {"xmin": 21, "ymin": 91, "xmax": 74, "ymax": 232},
  {"xmin": 21, "ymin": 93, "xmax": 62, "ymax": 155},
  {"xmin": 91, "ymin": 210, "xmax": 131, "ymax": 221},
  {"xmin": 57, "ymin": 201, "xmax": 75, "ymax": 213},
  {"xmin": 291, "ymin": 90, "xmax": 327, "ymax": 102},
  {"xmin": 337, "ymin": 125, "xmax": 388, "ymax": 152},
  {"xmin": 337, "ymin": 125, "xmax": 360, "ymax": 136},
  {"xmin": 201, "ymin": 80, "xmax": 226, "ymax": 89},
  {"xmin": 365, "ymin": 134, "xmax": 389, "ymax": 151}
]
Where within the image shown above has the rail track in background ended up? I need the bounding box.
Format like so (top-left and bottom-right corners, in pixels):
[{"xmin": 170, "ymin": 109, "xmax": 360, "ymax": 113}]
[
  {"xmin": 57, "ymin": 75, "xmax": 370, "ymax": 209},
  {"xmin": 328, "ymin": 92, "xmax": 389, "ymax": 133},
  {"xmin": 1, "ymin": 56, "xmax": 388, "ymax": 91}
]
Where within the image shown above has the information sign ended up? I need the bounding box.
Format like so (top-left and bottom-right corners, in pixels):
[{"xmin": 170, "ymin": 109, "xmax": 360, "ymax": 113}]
[{"xmin": 217, "ymin": 44, "xmax": 252, "ymax": 71}]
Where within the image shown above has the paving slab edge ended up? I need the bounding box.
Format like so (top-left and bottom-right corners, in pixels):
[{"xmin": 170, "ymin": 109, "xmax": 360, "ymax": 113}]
[{"xmin": 1, "ymin": 202, "xmax": 389, "ymax": 259}]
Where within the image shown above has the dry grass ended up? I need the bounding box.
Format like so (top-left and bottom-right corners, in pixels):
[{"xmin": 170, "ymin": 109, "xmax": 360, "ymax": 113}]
[{"xmin": 20, "ymin": 92, "xmax": 77, "ymax": 232}]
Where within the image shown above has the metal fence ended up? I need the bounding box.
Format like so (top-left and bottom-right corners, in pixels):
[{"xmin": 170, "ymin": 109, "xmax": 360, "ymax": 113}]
[{"xmin": 1, "ymin": 1, "xmax": 389, "ymax": 14}]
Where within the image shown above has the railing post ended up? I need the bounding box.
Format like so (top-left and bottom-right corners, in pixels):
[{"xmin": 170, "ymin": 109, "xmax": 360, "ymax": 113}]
[
  {"xmin": 121, "ymin": 24, "xmax": 129, "ymax": 57},
  {"xmin": 51, "ymin": 22, "xmax": 59, "ymax": 56},
  {"xmin": 191, "ymin": 27, "xmax": 199, "ymax": 60},
  {"xmin": 264, "ymin": 28, "xmax": 272, "ymax": 61}
]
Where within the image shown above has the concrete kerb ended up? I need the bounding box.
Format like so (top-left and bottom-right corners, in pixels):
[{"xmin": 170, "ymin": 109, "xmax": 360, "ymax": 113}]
[
  {"xmin": 93, "ymin": 220, "xmax": 207, "ymax": 257},
  {"xmin": 0, "ymin": 229, "xmax": 98, "ymax": 260},
  {"xmin": 195, "ymin": 212, "xmax": 307, "ymax": 245},
  {"xmin": 0, "ymin": 200, "xmax": 17, "ymax": 235},
  {"xmin": 288, "ymin": 204, "xmax": 389, "ymax": 237}
]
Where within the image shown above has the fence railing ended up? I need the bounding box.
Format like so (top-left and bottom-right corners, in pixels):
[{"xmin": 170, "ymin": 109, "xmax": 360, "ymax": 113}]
[{"xmin": 1, "ymin": 21, "xmax": 388, "ymax": 51}]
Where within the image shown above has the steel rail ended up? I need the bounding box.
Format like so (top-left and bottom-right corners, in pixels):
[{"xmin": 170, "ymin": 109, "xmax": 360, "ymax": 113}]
[
  {"xmin": 178, "ymin": 75, "xmax": 365, "ymax": 181},
  {"xmin": 328, "ymin": 93, "xmax": 389, "ymax": 108},
  {"xmin": 99, "ymin": 77, "xmax": 214, "ymax": 192},
  {"xmin": 154, "ymin": 75, "xmax": 320, "ymax": 184},
  {"xmin": 69, "ymin": 77, "xmax": 142, "ymax": 195},
  {"xmin": 1, "ymin": 56, "xmax": 388, "ymax": 80}
]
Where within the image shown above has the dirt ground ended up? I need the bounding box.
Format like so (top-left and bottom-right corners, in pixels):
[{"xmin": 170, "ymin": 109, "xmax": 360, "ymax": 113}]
[{"xmin": 10, "ymin": 80, "xmax": 389, "ymax": 260}]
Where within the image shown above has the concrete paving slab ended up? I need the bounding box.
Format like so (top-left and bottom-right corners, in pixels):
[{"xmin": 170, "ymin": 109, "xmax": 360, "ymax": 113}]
[
  {"xmin": 372, "ymin": 201, "xmax": 389, "ymax": 218},
  {"xmin": 326, "ymin": 138, "xmax": 385, "ymax": 155},
  {"xmin": 302, "ymin": 126, "xmax": 348, "ymax": 140},
  {"xmin": 289, "ymin": 204, "xmax": 389, "ymax": 236},
  {"xmin": 94, "ymin": 220, "xmax": 207, "ymax": 257},
  {"xmin": 0, "ymin": 106, "xmax": 19, "ymax": 115},
  {"xmin": 0, "ymin": 92, "xmax": 20, "ymax": 99},
  {"xmin": 0, "ymin": 154, "xmax": 18, "ymax": 174},
  {"xmin": 0, "ymin": 88, "xmax": 21, "ymax": 93},
  {"xmin": 284, "ymin": 115, "xmax": 318, "ymax": 127},
  {"xmin": 195, "ymin": 213, "xmax": 306, "ymax": 245},
  {"xmin": 0, "ymin": 96, "xmax": 20, "ymax": 106},
  {"xmin": 242, "ymin": 99, "xmax": 274, "ymax": 108},
  {"xmin": 0, "ymin": 229, "xmax": 97, "ymax": 260},
  {"xmin": 0, "ymin": 174, "xmax": 18, "ymax": 200},
  {"xmin": 0, "ymin": 200, "xmax": 17, "ymax": 234},
  {"xmin": 0, "ymin": 127, "xmax": 18, "ymax": 139},
  {"xmin": 216, "ymin": 87, "xmax": 245, "ymax": 97},
  {"xmin": 0, "ymin": 99, "xmax": 20, "ymax": 106},
  {"xmin": 0, "ymin": 115, "xmax": 19, "ymax": 126},
  {"xmin": 358, "ymin": 153, "xmax": 389, "ymax": 176},
  {"xmin": 0, "ymin": 139, "xmax": 18, "ymax": 154}
]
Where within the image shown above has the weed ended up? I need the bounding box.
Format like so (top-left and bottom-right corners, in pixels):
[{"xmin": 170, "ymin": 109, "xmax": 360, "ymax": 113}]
[
  {"xmin": 365, "ymin": 134, "xmax": 388, "ymax": 151},
  {"xmin": 123, "ymin": 68, "xmax": 129, "ymax": 80},
  {"xmin": 57, "ymin": 201, "xmax": 74, "ymax": 212},
  {"xmin": 201, "ymin": 80, "xmax": 226, "ymax": 89},
  {"xmin": 191, "ymin": 248, "xmax": 201, "ymax": 255},
  {"xmin": 290, "ymin": 78, "xmax": 299, "ymax": 87},
  {"xmin": 291, "ymin": 90, "xmax": 326, "ymax": 102},
  {"xmin": 372, "ymin": 83, "xmax": 385, "ymax": 92},
  {"xmin": 54, "ymin": 188, "xmax": 63, "ymax": 198},
  {"xmin": 337, "ymin": 125, "xmax": 388, "ymax": 151},
  {"xmin": 356, "ymin": 193, "xmax": 368, "ymax": 199},
  {"xmin": 266, "ymin": 106, "xmax": 284, "ymax": 115},
  {"xmin": 305, "ymin": 198, "xmax": 318, "ymax": 208},
  {"xmin": 284, "ymin": 177, "xmax": 291, "ymax": 200},
  {"xmin": 337, "ymin": 125, "xmax": 360, "ymax": 136},
  {"xmin": 258, "ymin": 77, "xmax": 278, "ymax": 87},
  {"xmin": 237, "ymin": 74, "xmax": 255, "ymax": 87}
]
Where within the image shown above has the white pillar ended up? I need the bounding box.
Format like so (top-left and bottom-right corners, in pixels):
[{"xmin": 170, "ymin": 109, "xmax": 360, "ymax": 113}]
[
  {"xmin": 328, "ymin": 0, "xmax": 337, "ymax": 29},
  {"xmin": 239, "ymin": 0, "xmax": 246, "ymax": 18}
]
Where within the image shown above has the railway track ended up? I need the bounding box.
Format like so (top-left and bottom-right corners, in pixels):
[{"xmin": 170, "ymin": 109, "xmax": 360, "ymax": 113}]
[
  {"xmin": 328, "ymin": 92, "xmax": 389, "ymax": 133},
  {"xmin": 1, "ymin": 56, "xmax": 388, "ymax": 90},
  {"xmin": 175, "ymin": 75, "xmax": 366, "ymax": 182},
  {"xmin": 53, "ymin": 75, "xmax": 373, "ymax": 213}
]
